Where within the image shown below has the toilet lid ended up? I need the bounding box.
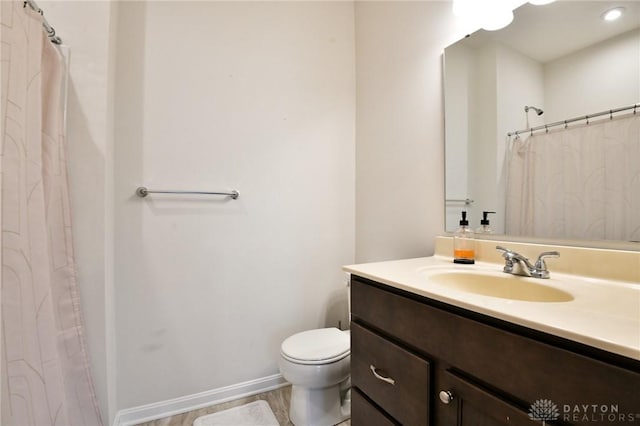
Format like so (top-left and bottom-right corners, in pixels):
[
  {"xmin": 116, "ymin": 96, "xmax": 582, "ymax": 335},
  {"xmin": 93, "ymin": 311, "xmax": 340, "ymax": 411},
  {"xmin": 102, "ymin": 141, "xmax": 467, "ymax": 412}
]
[{"xmin": 281, "ymin": 328, "xmax": 350, "ymax": 365}]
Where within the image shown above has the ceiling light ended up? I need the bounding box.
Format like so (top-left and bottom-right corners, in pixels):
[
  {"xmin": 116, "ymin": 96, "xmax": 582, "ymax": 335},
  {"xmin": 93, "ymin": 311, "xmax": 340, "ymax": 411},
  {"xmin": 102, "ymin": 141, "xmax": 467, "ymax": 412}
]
[
  {"xmin": 602, "ymin": 7, "xmax": 625, "ymax": 22},
  {"xmin": 453, "ymin": 0, "xmax": 517, "ymax": 31},
  {"xmin": 481, "ymin": 9, "xmax": 514, "ymax": 31},
  {"xmin": 529, "ymin": 0, "xmax": 555, "ymax": 5}
]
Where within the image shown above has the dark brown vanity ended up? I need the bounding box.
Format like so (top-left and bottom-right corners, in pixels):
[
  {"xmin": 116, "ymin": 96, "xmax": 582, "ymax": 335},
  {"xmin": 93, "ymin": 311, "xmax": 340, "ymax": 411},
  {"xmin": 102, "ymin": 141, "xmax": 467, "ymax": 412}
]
[{"xmin": 350, "ymin": 276, "xmax": 640, "ymax": 425}]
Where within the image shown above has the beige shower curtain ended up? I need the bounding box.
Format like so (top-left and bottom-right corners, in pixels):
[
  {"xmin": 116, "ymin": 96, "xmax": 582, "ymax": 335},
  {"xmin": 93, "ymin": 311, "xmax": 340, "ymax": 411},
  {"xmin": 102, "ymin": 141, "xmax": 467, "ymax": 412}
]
[
  {"xmin": 1, "ymin": 2, "xmax": 103, "ymax": 425},
  {"xmin": 505, "ymin": 113, "xmax": 640, "ymax": 242}
]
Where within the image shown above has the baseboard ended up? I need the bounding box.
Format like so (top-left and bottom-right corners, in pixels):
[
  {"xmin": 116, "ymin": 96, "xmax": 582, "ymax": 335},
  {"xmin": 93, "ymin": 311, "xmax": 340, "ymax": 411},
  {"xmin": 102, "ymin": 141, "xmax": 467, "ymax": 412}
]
[{"xmin": 113, "ymin": 374, "xmax": 288, "ymax": 426}]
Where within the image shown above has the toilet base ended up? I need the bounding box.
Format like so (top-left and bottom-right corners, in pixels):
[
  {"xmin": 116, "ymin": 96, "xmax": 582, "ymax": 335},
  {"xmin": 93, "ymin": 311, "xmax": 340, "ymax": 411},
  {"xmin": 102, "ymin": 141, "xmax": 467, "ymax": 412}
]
[{"xmin": 289, "ymin": 381, "xmax": 351, "ymax": 426}]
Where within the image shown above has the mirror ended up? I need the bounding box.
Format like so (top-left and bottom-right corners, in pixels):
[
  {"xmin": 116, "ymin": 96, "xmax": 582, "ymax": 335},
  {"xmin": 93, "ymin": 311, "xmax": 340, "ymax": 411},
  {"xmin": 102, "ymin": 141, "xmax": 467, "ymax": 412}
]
[{"xmin": 444, "ymin": 1, "xmax": 640, "ymax": 248}]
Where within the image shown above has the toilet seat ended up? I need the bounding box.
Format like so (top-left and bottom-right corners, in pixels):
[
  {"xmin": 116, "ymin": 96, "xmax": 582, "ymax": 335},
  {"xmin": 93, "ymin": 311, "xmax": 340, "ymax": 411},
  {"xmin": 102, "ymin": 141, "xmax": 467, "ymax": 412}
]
[{"xmin": 281, "ymin": 327, "xmax": 350, "ymax": 365}]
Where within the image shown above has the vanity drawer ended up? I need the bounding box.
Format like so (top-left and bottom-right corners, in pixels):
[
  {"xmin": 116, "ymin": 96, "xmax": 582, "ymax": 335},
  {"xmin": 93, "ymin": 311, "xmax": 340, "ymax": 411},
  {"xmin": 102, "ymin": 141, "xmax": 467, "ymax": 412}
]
[
  {"xmin": 351, "ymin": 322, "xmax": 430, "ymax": 425},
  {"xmin": 351, "ymin": 277, "xmax": 457, "ymax": 359},
  {"xmin": 351, "ymin": 388, "xmax": 399, "ymax": 426}
]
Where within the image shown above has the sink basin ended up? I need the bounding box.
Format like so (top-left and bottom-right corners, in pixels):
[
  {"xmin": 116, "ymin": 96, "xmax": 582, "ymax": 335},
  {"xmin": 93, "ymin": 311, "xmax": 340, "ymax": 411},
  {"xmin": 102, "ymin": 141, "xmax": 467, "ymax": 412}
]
[{"xmin": 425, "ymin": 271, "xmax": 574, "ymax": 302}]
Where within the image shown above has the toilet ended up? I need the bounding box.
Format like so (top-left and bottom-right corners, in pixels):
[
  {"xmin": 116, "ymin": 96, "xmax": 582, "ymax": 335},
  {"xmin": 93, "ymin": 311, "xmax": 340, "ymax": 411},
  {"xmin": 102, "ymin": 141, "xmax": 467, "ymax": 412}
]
[{"xmin": 278, "ymin": 327, "xmax": 351, "ymax": 426}]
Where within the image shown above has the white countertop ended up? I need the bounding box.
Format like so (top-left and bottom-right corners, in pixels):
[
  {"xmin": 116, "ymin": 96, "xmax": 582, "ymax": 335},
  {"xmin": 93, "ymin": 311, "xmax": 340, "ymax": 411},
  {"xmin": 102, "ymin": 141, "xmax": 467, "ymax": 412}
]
[{"xmin": 344, "ymin": 255, "xmax": 640, "ymax": 361}]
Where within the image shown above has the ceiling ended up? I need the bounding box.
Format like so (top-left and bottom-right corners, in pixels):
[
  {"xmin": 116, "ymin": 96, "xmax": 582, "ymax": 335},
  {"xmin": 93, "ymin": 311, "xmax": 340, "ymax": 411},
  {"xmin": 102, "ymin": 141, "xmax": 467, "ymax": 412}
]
[{"xmin": 460, "ymin": 1, "xmax": 640, "ymax": 63}]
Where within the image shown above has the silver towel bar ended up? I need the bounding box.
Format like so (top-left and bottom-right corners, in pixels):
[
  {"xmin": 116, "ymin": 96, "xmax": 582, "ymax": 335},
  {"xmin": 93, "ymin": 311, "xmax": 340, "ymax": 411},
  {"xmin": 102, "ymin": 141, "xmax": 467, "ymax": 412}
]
[
  {"xmin": 136, "ymin": 186, "xmax": 239, "ymax": 199},
  {"xmin": 446, "ymin": 198, "xmax": 474, "ymax": 205}
]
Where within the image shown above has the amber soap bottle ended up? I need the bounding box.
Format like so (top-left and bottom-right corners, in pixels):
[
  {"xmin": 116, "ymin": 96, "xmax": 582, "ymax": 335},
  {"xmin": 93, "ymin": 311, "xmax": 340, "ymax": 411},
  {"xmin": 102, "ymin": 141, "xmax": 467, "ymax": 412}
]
[{"xmin": 453, "ymin": 211, "xmax": 475, "ymax": 264}]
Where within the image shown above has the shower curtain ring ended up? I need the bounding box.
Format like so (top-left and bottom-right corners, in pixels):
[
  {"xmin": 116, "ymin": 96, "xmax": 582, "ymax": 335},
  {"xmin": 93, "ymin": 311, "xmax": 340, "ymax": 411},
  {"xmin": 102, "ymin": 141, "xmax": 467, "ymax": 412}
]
[
  {"xmin": 564, "ymin": 120, "xmax": 568, "ymax": 129},
  {"xmin": 585, "ymin": 115, "xmax": 589, "ymax": 125},
  {"xmin": 545, "ymin": 125, "xmax": 548, "ymax": 133},
  {"xmin": 530, "ymin": 128, "xmax": 534, "ymax": 137},
  {"xmin": 609, "ymin": 110, "xmax": 613, "ymax": 120}
]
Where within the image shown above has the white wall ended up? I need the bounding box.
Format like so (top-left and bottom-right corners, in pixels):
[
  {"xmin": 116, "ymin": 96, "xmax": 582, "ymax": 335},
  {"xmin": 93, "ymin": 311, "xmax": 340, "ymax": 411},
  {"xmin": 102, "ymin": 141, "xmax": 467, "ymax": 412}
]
[
  {"xmin": 494, "ymin": 43, "xmax": 544, "ymax": 234},
  {"xmin": 544, "ymin": 28, "xmax": 640, "ymax": 122},
  {"xmin": 355, "ymin": 1, "xmax": 467, "ymax": 262},
  {"xmin": 42, "ymin": 1, "xmax": 118, "ymax": 424},
  {"xmin": 467, "ymin": 43, "xmax": 498, "ymax": 231},
  {"xmin": 39, "ymin": 0, "xmax": 471, "ymax": 419},
  {"xmin": 443, "ymin": 42, "xmax": 472, "ymax": 232},
  {"xmin": 0, "ymin": 4, "xmax": 4, "ymax": 424},
  {"xmin": 114, "ymin": 1, "xmax": 355, "ymax": 409}
]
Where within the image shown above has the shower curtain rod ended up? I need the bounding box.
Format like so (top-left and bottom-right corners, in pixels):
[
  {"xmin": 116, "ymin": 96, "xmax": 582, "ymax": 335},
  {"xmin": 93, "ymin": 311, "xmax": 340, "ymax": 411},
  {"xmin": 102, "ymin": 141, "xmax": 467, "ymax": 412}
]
[
  {"xmin": 507, "ymin": 103, "xmax": 639, "ymax": 137},
  {"xmin": 24, "ymin": 0, "xmax": 62, "ymax": 44}
]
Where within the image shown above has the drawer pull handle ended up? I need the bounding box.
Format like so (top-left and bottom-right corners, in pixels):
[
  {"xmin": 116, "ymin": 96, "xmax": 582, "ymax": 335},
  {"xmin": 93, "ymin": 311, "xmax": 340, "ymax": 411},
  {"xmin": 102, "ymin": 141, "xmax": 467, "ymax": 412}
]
[
  {"xmin": 370, "ymin": 365, "xmax": 395, "ymax": 385},
  {"xmin": 439, "ymin": 390, "xmax": 454, "ymax": 404}
]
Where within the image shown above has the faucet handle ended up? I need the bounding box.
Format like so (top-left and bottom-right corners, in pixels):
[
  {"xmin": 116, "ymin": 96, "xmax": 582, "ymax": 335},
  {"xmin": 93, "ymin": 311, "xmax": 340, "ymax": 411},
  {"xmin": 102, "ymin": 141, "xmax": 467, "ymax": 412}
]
[
  {"xmin": 535, "ymin": 251, "xmax": 560, "ymax": 268},
  {"xmin": 534, "ymin": 251, "xmax": 560, "ymax": 278},
  {"xmin": 496, "ymin": 245, "xmax": 513, "ymax": 257},
  {"xmin": 496, "ymin": 246, "xmax": 528, "ymax": 262},
  {"xmin": 496, "ymin": 246, "xmax": 516, "ymax": 273}
]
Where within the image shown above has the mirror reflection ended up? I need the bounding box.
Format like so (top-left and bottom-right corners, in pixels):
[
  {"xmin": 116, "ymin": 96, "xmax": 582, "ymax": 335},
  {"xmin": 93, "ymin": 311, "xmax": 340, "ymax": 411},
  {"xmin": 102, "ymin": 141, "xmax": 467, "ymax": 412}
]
[{"xmin": 444, "ymin": 1, "xmax": 640, "ymax": 244}]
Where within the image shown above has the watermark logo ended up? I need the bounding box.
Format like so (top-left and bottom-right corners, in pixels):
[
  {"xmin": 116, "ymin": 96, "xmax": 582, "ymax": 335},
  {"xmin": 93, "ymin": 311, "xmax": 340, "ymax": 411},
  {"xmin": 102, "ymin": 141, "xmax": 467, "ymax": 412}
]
[
  {"xmin": 529, "ymin": 399, "xmax": 560, "ymax": 424},
  {"xmin": 528, "ymin": 399, "xmax": 640, "ymax": 423}
]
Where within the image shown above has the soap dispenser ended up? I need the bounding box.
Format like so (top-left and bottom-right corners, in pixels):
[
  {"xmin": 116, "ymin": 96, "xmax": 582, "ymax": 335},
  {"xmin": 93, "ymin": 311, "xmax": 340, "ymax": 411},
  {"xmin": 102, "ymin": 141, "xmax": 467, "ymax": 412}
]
[
  {"xmin": 453, "ymin": 211, "xmax": 475, "ymax": 264},
  {"xmin": 476, "ymin": 211, "xmax": 496, "ymax": 235}
]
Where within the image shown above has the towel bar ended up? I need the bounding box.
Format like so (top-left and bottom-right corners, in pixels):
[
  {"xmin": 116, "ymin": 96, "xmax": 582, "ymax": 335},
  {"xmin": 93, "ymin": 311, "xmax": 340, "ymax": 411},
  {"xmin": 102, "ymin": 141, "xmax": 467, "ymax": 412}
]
[
  {"xmin": 135, "ymin": 186, "xmax": 239, "ymax": 199},
  {"xmin": 445, "ymin": 198, "xmax": 474, "ymax": 205}
]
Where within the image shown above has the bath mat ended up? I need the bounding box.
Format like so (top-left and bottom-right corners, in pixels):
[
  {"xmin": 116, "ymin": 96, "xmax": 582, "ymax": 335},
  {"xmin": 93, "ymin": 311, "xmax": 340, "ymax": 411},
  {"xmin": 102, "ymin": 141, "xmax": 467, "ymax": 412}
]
[{"xmin": 193, "ymin": 400, "xmax": 279, "ymax": 426}]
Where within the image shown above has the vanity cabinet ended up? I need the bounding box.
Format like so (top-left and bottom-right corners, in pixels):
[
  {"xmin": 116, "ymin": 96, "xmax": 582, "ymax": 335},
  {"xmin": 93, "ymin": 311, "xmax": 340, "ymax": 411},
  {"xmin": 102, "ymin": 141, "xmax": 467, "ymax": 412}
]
[{"xmin": 350, "ymin": 276, "xmax": 640, "ymax": 426}]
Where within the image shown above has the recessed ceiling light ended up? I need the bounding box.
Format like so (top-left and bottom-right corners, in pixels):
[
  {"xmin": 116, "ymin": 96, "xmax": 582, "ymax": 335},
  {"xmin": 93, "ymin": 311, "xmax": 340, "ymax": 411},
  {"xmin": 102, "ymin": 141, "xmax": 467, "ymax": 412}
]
[{"xmin": 602, "ymin": 7, "xmax": 625, "ymax": 22}]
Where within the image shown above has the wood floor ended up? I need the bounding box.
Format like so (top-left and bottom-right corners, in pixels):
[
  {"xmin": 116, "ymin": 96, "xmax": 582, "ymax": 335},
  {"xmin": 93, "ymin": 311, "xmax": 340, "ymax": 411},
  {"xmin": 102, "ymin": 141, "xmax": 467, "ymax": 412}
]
[{"xmin": 135, "ymin": 385, "xmax": 351, "ymax": 426}]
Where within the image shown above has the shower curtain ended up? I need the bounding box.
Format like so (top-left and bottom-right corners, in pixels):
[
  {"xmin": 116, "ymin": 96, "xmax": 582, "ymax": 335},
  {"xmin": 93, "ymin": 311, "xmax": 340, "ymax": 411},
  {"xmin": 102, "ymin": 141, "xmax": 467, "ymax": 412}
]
[
  {"xmin": 1, "ymin": 2, "xmax": 103, "ymax": 425},
  {"xmin": 505, "ymin": 113, "xmax": 640, "ymax": 242}
]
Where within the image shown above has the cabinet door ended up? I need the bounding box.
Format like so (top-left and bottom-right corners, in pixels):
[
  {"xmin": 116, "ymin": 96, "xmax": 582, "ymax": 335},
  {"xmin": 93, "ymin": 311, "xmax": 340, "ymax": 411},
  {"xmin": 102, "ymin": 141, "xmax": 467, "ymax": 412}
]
[{"xmin": 438, "ymin": 370, "xmax": 542, "ymax": 426}]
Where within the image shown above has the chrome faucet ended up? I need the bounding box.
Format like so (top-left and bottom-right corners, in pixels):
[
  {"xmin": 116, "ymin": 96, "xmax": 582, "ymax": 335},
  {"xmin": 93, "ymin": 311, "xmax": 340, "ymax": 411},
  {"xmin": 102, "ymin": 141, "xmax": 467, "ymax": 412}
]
[{"xmin": 495, "ymin": 246, "xmax": 560, "ymax": 279}]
